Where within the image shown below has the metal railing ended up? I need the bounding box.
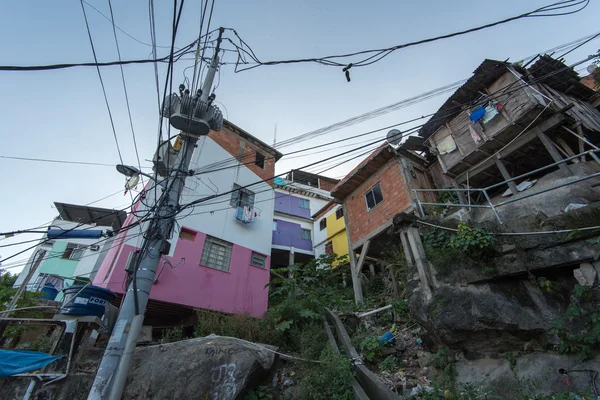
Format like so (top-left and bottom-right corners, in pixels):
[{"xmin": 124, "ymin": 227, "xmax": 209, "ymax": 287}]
[{"xmin": 413, "ymin": 149, "xmax": 600, "ymax": 224}]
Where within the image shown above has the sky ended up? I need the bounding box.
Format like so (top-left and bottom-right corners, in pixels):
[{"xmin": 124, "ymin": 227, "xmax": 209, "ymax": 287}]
[{"xmin": 1, "ymin": 0, "xmax": 599, "ymax": 274}]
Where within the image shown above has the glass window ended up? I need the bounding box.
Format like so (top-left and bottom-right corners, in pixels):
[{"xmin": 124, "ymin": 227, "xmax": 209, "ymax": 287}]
[
  {"xmin": 200, "ymin": 236, "xmax": 233, "ymax": 272},
  {"xmin": 325, "ymin": 242, "xmax": 333, "ymax": 255},
  {"xmin": 62, "ymin": 243, "xmax": 84, "ymax": 261},
  {"xmin": 230, "ymin": 184, "xmax": 255, "ymax": 208},
  {"xmin": 273, "ymin": 220, "xmax": 278, "ymax": 231},
  {"xmin": 301, "ymin": 228, "xmax": 311, "ymax": 240},
  {"xmin": 319, "ymin": 219, "xmax": 327, "ymax": 231},
  {"xmin": 365, "ymin": 183, "xmax": 384, "ymax": 211},
  {"xmin": 299, "ymin": 198, "xmax": 310, "ymax": 209},
  {"xmin": 250, "ymin": 252, "xmax": 267, "ymax": 268},
  {"xmin": 335, "ymin": 208, "xmax": 344, "ymax": 220}
]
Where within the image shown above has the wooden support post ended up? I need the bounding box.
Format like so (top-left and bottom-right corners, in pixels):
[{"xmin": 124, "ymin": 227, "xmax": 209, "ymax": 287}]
[
  {"xmin": 343, "ymin": 203, "xmax": 363, "ymax": 304},
  {"xmin": 451, "ymin": 180, "xmax": 470, "ymax": 218},
  {"xmin": 536, "ymin": 128, "xmax": 571, "ymax": 174},
  {"xmin": 494, "ymin": 156, "xmax": 518, "ymax": 195},
  {"xmin": 405, "ymin": 227, "xmax": 432, "ymax": 301},
  {"xmin": 356, "ymin": 240, "xmax": 371, "ymax": 276}
]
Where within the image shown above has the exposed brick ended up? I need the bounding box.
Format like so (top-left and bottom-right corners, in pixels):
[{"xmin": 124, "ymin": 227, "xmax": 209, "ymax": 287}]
[{"xmin": 345, "ymin": 159, "xmax": 411, "ymax": 244}]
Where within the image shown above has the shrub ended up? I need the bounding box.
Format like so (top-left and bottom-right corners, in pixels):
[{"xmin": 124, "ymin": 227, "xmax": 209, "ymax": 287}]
[
  {"xmin": 162, "ymin": 327, "xmax": 183, "ymax": 343},
  {"xmin": 358, "ymin": 336, "xmax": 383, "ymax": 362},
  {"xmin": 379, "ymin": 356, "xmax": 399, "ymax": 372},
  {"xmin": 300, "ymin": 346, "xmax": 354, "ymax": 400}
]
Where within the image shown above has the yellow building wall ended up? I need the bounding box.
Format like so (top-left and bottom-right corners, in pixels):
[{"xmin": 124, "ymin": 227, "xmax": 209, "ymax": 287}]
[{"xmin": 325, "ymin": 212, "xmax": 349, "ymax": 260}]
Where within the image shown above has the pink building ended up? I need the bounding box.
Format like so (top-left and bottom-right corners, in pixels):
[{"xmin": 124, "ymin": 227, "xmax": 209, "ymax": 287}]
[{"xmin": 92, "ymin": 121, "xmax": 282, "ymax": 325}]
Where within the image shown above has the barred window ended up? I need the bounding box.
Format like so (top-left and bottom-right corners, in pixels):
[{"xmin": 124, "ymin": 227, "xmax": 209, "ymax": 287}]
[
  {"xmin": 200, "ymin": 236, "xmax": 233, "ymax": 272},
  {"xmin": 250, "ymin": 252, "xmax": 267, "ymax": 268}
]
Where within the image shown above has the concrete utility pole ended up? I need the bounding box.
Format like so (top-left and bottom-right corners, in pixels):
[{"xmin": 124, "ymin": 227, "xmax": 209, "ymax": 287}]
[{"xmin": 89, "ymin": 29, "xmax": 224, "ymax": 400}]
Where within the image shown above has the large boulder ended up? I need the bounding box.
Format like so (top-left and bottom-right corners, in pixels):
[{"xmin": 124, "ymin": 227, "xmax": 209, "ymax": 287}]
[
  {"xmin": 456, "ymin": 353, "xmax": 600, "ymax": 398},
  {"xmin": 122, "ymin": 336, "xmax": 277, "ymax": 399},
  {"xmin": 409, "ymin": 281, "xmax": 564, "ymax": 358}
]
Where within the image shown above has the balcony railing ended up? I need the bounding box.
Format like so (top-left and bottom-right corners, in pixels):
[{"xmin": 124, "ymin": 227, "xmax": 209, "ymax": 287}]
[{"xmin": 413, "ymin": 149, "xmax": 600, "ymax": 224}]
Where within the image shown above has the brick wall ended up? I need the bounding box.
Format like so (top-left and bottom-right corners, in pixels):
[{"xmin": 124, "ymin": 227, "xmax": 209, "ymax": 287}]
[
  {"xmin": 345, "ymin": 159, "xmax": 411, "ymax": 244},
  {"xmin": 313, "ymin": 201, "xmax": 337, "ymax": 220},
  {"xmin": 208, "ymin": 127, "xmax": 276, "ymax": 183},
  {"xmin": 319, "ymin": 179, "xmax": 339, "ymax": 192}
]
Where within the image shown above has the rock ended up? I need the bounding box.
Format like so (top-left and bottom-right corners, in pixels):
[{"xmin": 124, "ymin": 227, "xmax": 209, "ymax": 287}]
[
  {"xmin": 579, "ymin": 263, "xmax": 596, "ymax": 286},
  {"xmin": 456, "ymin": 353, "xmax": 600, "ymax": 399},
  {"xmin": 501, "ymin": 244, "xmax": 516, "ymax": 254},
  {"xmin": 416, "ymin": 351, "xmax": 433, "ymax": 367},
  {"xmin": 122, "ymin": 336, "xmax": 277, "ymax": 399},
  {"xmin": 394, "ymin": 341, "xmax": 406, "ymax": 352},
  {"xmin": 409, "ymin": 284, "xmax": 553, "ymax": 357},
  {"xmin": 283, "ymin": 378, "xmax": 294, "ymax": 387},
  {"xmin": 573, "ymin": 268, "xmax": 590, "ymax": 286}
]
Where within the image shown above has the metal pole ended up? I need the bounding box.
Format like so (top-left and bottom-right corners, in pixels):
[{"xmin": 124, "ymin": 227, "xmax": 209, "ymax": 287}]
[
  {"xmin": 482, "ymin": 189, "xmax": 503, "ymax": 224},
  {"xmin": 88, "ymin": 35, "xmax": 223, "ymax": 400}
]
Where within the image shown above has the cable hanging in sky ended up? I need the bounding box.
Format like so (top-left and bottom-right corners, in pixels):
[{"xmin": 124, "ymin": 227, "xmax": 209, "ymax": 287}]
[{"xmin": 228, "ymin": 0, "xmax": 590, "ymax": 74}]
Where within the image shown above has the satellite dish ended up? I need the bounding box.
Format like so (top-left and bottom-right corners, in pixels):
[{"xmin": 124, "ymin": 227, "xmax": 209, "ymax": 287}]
[
  {"xmin": 587, "ymin": 64, "xmax": 598, "ymax": 74},
  {"xmin": 386, "ymin": 129, "xmax": 403, "ymax": 149}
]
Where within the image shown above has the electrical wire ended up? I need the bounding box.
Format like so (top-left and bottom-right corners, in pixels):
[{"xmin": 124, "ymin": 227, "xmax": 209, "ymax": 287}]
[
  {"xmin": 82, "ymin": 0, "xmax": 173, "ymax": 49},
  {"xmin": 230, "ymin": 0, "xmax": 590, "ymax": 73},
  {"xmin": 106, "ymin": 0, "xmax": 144, "ymax": 180},
  {"xmin": 80, "ymin": 0, "xmax": 125, "ymax": 166}
]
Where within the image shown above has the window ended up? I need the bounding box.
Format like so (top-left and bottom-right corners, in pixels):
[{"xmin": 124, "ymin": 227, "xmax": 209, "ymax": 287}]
[
  {"xmin": 335, "ymin": 208, "xmax": 344, "ymax": 220},
  {"xmin": 299, "ymin": 198, "xmax": 310, "ymax": 209},
  {"xmin": 200, "ymin": 236, "xmax": 233, "ymax": 272},
  {"xmin": 255, "ymin": 151, "xmax": 265, "ymax": 169},
  {"xmin": 301, "ymin": 228, "xmax": 311, "ymax": 240},
  {"xmin": 62, "ymin": 243, "xmax": 84, "ymax": 261},
  {"xmin": 365, "ymin": 183, "xmax": 384, "ymax": 211},
  {"xmin": 230, "ymin": 184, "xmax": 255, "ymax": 208},
  {"xmin": 273, "ymin": 220, "xmax": 278, "ymax": 231},
  {"xmin": 250, "ymin": 252, "xmax": 267, "ymax": 268},
  {"xmin": 179, "ymin": 228, "xmax": 196, "ymax": 241},
  {"xmin": 325, "ymin": 241, "xmax": 334, "ymax": 255},
  {"xmin": 319, "ymin": 219, "xmax": 327, "ymax": 231}
]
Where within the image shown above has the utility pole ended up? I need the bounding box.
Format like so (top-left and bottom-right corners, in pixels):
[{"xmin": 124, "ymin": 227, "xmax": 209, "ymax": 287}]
[{"xmin": 89, "ymin": 28, "xmax": 225, "ymax": 400}]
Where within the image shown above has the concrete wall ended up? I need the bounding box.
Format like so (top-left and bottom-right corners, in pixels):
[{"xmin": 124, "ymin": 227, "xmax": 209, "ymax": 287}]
[
  {"xmin": 92, "ymin": 130, "xmax": 276, "ymax": 317},
  {"xmin": 314, "ymin": 205, "xmax": 349, "ymax": 260},
  {"xmin": 345, "ymin": 159, "xmax": 411, "ymax": 244},
  {"xmin": 14, "ymin": 219, "xmax": 112, "ymax": 289},
  {"xmin": 274, "ymin": 192, "xmax": 311, "ymax": 219},
  {"xmin": 272, "ymin": 218, "xmax": 313, "ymax": 252}
]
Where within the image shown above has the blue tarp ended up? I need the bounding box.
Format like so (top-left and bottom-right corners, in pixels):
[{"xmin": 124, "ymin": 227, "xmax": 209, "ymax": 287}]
[{"xmin": 0, "ymin": 350, "xmax": 61, "ymax": 377}]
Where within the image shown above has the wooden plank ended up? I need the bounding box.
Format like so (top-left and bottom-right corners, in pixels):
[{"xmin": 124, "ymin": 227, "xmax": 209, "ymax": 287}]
[
  {"xmin": 343, "ymin": 203, "xmax": 363, "ymax": 304},
  {"xmin": 494, "ymin": 157, "xmax": 518, "ymax": 195},
  {"xmin": 356, "ymin": 240, "xmax": 371, "ymax": 275},
  {"xmin": 535, "ymin": 128, "xmax": 571, "ymax": 174},
  {"xmin": 554, "ymin": 136, "xmax": 578, "ymax": 162}
]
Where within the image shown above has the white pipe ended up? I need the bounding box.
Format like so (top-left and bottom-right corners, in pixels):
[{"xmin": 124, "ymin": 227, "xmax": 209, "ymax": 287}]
[{"xmin": 356, "ymin": 304, "xmax": 392, "ymax": 319}]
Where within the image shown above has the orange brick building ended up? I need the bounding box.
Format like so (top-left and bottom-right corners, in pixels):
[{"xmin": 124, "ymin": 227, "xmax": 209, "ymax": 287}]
[{"xmin": 330, "ymin": 143, "xmax": 434, "ymax": 301}]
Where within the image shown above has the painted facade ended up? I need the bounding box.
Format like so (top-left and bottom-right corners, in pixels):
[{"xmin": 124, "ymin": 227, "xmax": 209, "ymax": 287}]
[
  {"xmin": 313, "ymin": 202, "xmax": 349, "ymax": 266},
  {"xmin": 92, "ymin": 121, "xmax": 282, "ymax": 318},
  {"xmin": 14, "ymin": 216, "xmax": 119, "ymax": 297},
  {"xmin": 269, "ymin": 175, "xmax": 336, "ymax": 268}
]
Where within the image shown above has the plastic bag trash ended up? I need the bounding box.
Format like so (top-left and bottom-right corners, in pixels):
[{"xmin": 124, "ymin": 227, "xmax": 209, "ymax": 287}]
[
  {"xmin": 564, "ymin": 203, "xmax": 587, "ymax": 213},
  {"xmin": 380, "ymin": 332, "xmax": 395, "ymax": 345}
]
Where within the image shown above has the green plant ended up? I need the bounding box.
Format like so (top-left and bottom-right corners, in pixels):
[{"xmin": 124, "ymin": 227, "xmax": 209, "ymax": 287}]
[
  {"xmin": 448, "ymin": 222, "xmax": 491, "ymax": 257},
  {"xmin": 431, "ymin": 349, "xmax": 455, "ymax": 389},
  {"xmin": 16, "ymin": 332, "xmax": 55, "ymax": 353},
  {"xmin": 245, "ymin": 385, "xmax": 273, "ymax": 400},
  {"xmin": 586, "ymin": 236, "xmax": 600, "ymax": 260},
  {"xmin": 300, "ymin": 346, "xmax": 354, "ymax": 400},
  {"xmin": 553, "ymin": 285, "xmax": 600, "ymax": 360},
  {"xmin": 537, "ymin": 277, "xmax": 553, "ymax": 293},
  {"xmin": 162, "ymin": 327, "xmax": 183, "ymax": 343},
  {"xmin": 504, "ymin": 352, "xmax": 517, "ymax": 371},
  {"xmin": 439, "ymin": 191, "xmax": 459, "ymax": 204},
  {"xmin": 1, "ymin": 271, "xmax": 44, "ymax": 340},
  {"xmin": 391, "ymin": 299, "xmax": 410, "ymax": 320},
  {"xmin": 379, "ymin": 356, "xmax": 399, "ymax": 372},
  {"xmin": 358, "ymin": 336, "xmax": 383, "ymax": 362}
]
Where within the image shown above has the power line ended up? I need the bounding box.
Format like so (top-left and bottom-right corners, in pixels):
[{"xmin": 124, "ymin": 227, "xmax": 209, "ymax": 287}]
[
  {"xmin": 106, "ymin": 0, "xmax": 144, "ymax": 178},
  {"xmin": 82, "ymin": 0, "xmax": 173, "ymax": 49},
  {"xmin": 80, "ymin": 0, "xmax": 125, "ymax": 166},
  {"xmin": 0, "ymin": 155, "xmax": 115, "ymax": 167},
  {"xmin": 231, "ymin": 0, "xmax": 590, "ymax": 73}
]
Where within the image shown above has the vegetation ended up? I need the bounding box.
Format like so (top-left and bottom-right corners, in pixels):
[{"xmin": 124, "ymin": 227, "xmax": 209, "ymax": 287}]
[
  {"xmin": 0, "ymin": 270, "xmax": 44, "ymax": 342},
  {"xmin": 357, "ymin": 336, "xmax": 383, "ymax": 362},
  {"xmin": 244, "ymin": 385, "xmax": 273, "ymax": 400},
  {"xmin": 553, "ymin": 285, "xmax": 600, "ymax": 360},
  {"xmin": 379, "ymin": 355, "xmax": 400, "ymax": 372},
  {"xmin": 161, "ymin": 327, "xmax": 184, "ymax": 343}
]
